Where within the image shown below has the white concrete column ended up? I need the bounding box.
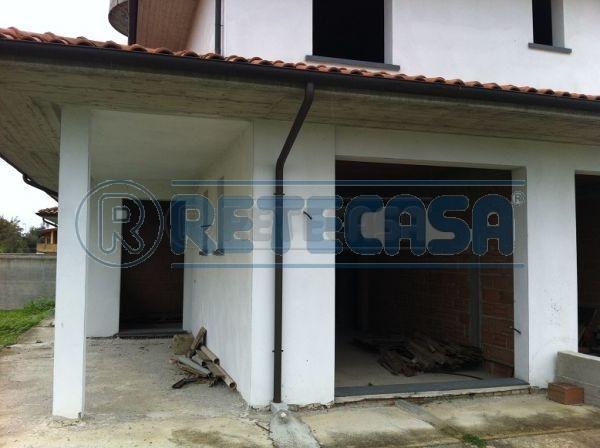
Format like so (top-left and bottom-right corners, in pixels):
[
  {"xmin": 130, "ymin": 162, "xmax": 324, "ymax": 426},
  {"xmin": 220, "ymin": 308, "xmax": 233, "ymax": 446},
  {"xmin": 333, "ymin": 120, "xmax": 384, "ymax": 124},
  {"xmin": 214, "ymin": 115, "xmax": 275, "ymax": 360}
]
[
  {"xmin": 52, "ymin": 107, "xmax": 91, "ymax": 419},
  {"xmin": 514, "ymin": 161, "xmax": 578, "ymax": 387},
  {"xmin": 86, "ymin": 192, "xmax": 121, "ymax": 338}
]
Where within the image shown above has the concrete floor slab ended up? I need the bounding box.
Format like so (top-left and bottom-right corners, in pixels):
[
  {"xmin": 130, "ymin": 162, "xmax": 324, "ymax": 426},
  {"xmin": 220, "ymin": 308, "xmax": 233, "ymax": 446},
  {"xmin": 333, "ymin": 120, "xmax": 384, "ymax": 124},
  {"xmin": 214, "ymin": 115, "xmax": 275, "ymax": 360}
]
[
  {"xmin": 270, "ymin": 411, "xmax": 320, "ymax": 448},
  {"xmin": 15, "ymin": 316, "xmax": 54, "ymax": 344},
  {"xmin": 423, "ymin": 394, "xmax": 600, "ymax": 440},
  {"xmin": 489, "ymin": 428, "xmax": 600, "ymax": 447},
  {"xmin": 2, "ymin": 416, "xmax": 273, "ymax": 448},
  {"xmin": 0, "ymin": 324, "xmax": 267, "ymax": 447},
  {"xmin": 301, "ymin": 406, "xmax": 459, "ymax": 447},
  {"xmin": 335, "ymin": 338, "xmax": 497, "ymax": 388},
  {"xmin": 3, "ymin": 322, "xmax": 600, "ymax": 447}
]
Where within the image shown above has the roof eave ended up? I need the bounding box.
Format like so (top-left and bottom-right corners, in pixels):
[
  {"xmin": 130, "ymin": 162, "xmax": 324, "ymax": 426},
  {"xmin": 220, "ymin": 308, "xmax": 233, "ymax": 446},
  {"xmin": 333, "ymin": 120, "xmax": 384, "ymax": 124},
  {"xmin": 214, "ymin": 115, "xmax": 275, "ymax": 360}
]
[{"xmin": 1, "ymin": 39, "xmax": 600, "ymax": 115}]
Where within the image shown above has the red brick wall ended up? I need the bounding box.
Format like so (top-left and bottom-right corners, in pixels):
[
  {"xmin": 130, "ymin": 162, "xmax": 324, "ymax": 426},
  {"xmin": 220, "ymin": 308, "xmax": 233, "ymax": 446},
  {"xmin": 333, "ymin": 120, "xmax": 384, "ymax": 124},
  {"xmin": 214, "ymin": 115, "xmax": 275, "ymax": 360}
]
[
  {"xmin": 404, "ymin": 269, "xmax": 472, "ymax": 346},
  {"xmin": 480, "ymin": 268, "xmax": 514, "ymax": 376}
]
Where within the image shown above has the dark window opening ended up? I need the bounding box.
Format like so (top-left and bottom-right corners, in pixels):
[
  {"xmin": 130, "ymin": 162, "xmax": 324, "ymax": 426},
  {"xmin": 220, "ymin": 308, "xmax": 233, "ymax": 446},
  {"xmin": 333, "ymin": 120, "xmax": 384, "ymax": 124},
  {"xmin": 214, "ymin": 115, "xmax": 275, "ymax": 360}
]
[
  {"xmin": 532, "ymin": 0, "xmax": 554, "ymax": 45},
  {"xmin": 313, "ymin": 0, "xmax": 385, "ymax": 64}
]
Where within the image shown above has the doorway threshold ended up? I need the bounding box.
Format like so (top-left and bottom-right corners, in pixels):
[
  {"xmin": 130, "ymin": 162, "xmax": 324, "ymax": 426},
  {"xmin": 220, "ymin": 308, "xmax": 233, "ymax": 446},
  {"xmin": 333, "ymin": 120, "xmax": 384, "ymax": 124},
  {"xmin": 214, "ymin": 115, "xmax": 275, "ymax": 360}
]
[
  {"xmin": 117, "ymin": 327, "xmax": 186, "ymax": 339},
  {"xmin": 335, "ymin": 378, "xmax": 530, "ymax": 403}
]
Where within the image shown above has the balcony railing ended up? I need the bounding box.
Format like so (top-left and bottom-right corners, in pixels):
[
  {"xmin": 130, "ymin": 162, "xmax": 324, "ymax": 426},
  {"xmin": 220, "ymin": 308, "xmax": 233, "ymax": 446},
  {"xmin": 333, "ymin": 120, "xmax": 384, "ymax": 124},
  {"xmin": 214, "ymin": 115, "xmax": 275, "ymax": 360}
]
[{"xmin": 36, "ymin": 243, "xmax": 57, "ymax": 254}]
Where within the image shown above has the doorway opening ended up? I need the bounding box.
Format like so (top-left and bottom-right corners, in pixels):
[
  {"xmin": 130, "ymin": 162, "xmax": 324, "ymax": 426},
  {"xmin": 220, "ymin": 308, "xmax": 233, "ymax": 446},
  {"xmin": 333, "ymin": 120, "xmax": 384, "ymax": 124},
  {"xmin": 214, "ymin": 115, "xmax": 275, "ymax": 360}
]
[
  {"xmin": 576, "ymin": 175, "xmax": 600, "ymax": 356},
  {"xmin": 119, "ymin": 200, "xmax": 184, "ymax": 336},
  {"xmin": 335, "ymin": 160, "xmax": 521, "ymax": 397}
]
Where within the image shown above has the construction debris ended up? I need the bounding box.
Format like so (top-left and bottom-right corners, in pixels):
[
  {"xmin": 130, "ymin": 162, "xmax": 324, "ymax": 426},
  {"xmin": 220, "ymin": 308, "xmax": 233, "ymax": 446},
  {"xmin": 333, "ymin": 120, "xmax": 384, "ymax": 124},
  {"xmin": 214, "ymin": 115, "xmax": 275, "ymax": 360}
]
[
  {"xmin": 172, "ymin": 376, "xmax": 204, "ymax": 389},
  {"xmin": 579, "ymin": 306, "xmax": 600, "ymax": 355},
  {"xmin": 171, "ymin": 327, "xmax": 237, "ymax": 390},
  {"xmin": 355, "ymin": 333, "xmax": 483, "ymax": 377},
  {"xmin": 188, "ymin": 327, "xmax": 207, "ymax": 357},
  {"xmin": 172, "ymin": 333, "xmax": 195, "ymax": 355}
]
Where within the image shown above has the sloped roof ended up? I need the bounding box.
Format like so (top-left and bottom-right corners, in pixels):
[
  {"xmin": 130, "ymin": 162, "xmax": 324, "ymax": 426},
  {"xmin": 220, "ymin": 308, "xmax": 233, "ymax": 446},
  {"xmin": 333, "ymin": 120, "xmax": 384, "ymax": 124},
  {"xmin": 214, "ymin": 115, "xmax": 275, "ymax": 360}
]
[
  {"xmin": 36, "ymin": 206, "xmax": 58, "ymax": 218},
  {"xmin": 1, "ymin": 26, "xmax": 599, "ymax": 102}
]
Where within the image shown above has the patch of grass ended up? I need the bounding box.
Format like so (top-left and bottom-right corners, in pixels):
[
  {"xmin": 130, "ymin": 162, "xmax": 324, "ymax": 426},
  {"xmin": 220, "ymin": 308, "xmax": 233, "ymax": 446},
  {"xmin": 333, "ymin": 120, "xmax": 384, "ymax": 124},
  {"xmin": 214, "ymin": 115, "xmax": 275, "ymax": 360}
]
[
  {"xmin": 0, "ymin": 298, "xmax": 54, "ymax": 347},
  {"xmin": 462, "ymin": 433, "xmax": 487, "ymax": 448}
]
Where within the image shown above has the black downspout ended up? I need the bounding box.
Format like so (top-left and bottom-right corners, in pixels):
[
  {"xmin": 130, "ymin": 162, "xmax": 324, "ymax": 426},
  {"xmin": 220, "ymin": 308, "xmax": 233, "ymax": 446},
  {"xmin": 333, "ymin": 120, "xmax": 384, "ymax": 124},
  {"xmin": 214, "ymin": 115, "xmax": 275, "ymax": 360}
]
[
  {"xmin": 215, "ymin": 0, "xmax": 222, "ymax": 55},
  {"xmin": 128, "ymin": 0, "xmax": 139, "ymax": 46},
  {"xmin": 273, "ymin": 82, "xmax": 315, "ymax": 404}
]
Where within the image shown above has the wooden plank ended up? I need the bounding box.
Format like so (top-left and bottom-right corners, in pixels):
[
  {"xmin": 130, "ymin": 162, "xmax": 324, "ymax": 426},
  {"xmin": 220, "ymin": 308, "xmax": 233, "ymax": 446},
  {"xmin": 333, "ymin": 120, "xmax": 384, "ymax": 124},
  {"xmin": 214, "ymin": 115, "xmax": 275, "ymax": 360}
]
[
  {"xmin": 188, "ymin": 327, "xmax": 207, "ymax": 357},
  {"xmin": 171, "ymin": 355, "xmax": 210, "ymax": 376}
]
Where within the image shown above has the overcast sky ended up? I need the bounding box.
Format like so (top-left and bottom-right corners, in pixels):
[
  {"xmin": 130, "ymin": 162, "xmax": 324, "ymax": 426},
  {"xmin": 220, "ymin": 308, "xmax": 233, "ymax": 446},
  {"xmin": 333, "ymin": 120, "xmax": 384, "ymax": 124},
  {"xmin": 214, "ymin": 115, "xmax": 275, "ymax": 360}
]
[{"xmin": 0, "ymin": 0, "xmax": 126, "ymax": 229}]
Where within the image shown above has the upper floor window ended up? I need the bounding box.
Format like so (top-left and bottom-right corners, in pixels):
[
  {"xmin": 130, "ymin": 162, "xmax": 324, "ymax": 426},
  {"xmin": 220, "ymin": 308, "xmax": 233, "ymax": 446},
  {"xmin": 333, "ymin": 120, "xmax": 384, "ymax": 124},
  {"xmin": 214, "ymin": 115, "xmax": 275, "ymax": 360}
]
[
  {"xmin": 532, "ymin": 0, "xmax": 565, "ymax": 47},
  {"xmin": 313, "ymin": 0, "xmax": 385, "ymax": 64}
]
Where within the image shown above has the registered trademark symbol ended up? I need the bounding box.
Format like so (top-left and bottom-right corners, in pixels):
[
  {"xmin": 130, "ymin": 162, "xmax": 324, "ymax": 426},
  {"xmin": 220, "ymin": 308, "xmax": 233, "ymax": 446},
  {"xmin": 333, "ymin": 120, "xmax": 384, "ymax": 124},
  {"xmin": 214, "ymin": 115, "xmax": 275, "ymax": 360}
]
[{"xmin": 512, "ymin": 191, "xmax": 526, "ymax": 206}]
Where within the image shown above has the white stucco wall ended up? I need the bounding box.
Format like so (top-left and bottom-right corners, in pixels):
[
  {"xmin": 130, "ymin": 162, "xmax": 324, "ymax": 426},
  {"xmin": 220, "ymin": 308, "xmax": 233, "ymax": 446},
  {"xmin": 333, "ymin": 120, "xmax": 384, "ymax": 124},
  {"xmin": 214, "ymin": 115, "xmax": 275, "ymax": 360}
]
[
  {"xmin": 185, "ymin": 125, "xmax": 255, "ymax": 401},
  {"xmin": 249, "ymin": 120, "xmax": 336, "ymax": 407},
  {"xmin": 186, "ymin": 0, "xmax": 600, "ymax": 94},
  {"xmin": 221, "ymin": 0, "xmax": 312, "ymax": 62},
  {"xmin": 186, "ymin": 0, "xmax": 216, "ymax": 54},
  {"xmin": 390, "ymin": 0, "xmax": 600, "ymax": 94}
]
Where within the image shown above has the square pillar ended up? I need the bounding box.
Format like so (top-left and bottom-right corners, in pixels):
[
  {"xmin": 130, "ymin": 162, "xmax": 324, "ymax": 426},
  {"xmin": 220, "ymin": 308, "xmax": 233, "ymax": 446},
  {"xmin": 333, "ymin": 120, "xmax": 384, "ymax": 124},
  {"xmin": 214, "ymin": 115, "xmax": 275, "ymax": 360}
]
[
  {"xmin": 513, "ymin": 162, "xmax": 578, "ymax": 387},
  {"xmin": 85, "ymin": 194, "xmax": 121, "ymax": 338},
  {"xmin": 52, "ymin": 107, "xmax": 91, "ymax": 419}
]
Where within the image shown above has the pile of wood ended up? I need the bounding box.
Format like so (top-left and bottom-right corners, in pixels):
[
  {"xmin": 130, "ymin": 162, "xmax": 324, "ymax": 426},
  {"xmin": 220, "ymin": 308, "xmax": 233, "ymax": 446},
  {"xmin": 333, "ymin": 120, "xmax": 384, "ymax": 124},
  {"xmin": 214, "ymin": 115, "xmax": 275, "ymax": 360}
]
[
  {"xmin": 355, "ymin": 333, "xmax": 483, "ymax": 377},
  {"xmin": 170, "ymin": 327, "xmax": 237, "ymax": 390}
]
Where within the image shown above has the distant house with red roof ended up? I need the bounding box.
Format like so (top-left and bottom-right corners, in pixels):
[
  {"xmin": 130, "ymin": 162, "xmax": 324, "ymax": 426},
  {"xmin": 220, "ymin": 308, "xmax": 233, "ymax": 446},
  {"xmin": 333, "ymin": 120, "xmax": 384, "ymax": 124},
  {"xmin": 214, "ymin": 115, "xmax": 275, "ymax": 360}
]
[{"xmin": 35, "ymin": 207, "xmax": 58, "ymax": 254}]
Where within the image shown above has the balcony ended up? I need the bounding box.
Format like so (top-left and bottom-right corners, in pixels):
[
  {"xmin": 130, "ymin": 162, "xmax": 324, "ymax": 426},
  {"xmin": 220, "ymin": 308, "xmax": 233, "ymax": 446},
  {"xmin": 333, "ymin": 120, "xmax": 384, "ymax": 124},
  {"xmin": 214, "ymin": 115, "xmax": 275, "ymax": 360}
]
[
  {"xmin": 108, "ymin": 0, "xmax": 198, "ymax": 51},
  {"xmin": 108, "ymin": 0, "xmax": 129, "ymax": 37},
  {"xmin": 36, "ymin": 243, "xmax": 57, "ymax": 254}
]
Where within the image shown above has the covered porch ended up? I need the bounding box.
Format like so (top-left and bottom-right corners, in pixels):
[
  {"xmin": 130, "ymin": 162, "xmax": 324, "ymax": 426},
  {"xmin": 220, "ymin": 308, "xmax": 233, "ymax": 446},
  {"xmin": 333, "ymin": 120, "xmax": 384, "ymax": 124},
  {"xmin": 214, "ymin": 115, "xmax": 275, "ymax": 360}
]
[{"xmin": 1, "ymin": 32, "xmax": 600, "ymax": 418}]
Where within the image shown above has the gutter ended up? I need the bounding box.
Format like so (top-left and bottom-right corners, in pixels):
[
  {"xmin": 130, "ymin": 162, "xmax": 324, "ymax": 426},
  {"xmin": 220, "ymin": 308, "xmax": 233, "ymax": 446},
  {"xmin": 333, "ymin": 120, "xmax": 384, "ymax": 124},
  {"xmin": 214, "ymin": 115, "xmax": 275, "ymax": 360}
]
[
  {"xmin": 273, "ymin": 82, "xmax": 315, "ymax": 405},
  {"xmin": 0, "ymin": 40, "xmax": 599, "ymax": 114},
  {"xmin": 0, "ymin": 153, "xmax": 58, "ymax": 200}
]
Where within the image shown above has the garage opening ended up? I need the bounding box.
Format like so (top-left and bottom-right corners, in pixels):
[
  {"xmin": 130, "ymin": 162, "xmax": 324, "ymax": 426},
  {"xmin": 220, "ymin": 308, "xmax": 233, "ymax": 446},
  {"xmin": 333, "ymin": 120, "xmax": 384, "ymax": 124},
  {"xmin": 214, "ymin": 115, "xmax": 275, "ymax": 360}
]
[
  {"xmin": 576, "ymin": 175, "xmax": 600, "ymax": 356},
  {"xmin": 335, "ymin": 161, "xmax": 521, "ymax": 397},
  {"xmin": 119, "ymin": 200, "xmax": 184, "ymax": 336}
]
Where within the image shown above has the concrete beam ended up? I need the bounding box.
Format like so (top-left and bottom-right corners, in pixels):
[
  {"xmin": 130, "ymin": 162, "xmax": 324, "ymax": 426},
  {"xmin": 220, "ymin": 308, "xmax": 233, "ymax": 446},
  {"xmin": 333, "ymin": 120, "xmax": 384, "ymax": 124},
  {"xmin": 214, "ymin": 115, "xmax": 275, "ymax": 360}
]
[{"xmin": 52, "ymin": 107, "xmax": 91, "ymax": 419}]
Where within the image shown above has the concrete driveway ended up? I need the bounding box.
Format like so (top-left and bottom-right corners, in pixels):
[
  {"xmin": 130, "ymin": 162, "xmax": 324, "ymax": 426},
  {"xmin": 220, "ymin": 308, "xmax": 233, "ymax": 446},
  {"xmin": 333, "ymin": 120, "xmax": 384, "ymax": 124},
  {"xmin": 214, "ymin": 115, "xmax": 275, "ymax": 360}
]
[{"xmin": 1, "ymin": 321, "xmax": 599, "ymax": 447}]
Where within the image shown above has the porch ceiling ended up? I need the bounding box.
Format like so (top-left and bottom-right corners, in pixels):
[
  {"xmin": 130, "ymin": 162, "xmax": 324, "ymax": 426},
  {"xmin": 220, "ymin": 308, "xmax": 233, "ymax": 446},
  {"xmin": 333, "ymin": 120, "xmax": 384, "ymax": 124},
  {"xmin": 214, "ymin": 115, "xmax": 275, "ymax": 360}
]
[
  {"xmin": 1, "ymin": 59, "xmax": 600, "ymax": 194},
  {"xmin": 91, "ymin": 110, "xmax": 248, "ymax": 181}
]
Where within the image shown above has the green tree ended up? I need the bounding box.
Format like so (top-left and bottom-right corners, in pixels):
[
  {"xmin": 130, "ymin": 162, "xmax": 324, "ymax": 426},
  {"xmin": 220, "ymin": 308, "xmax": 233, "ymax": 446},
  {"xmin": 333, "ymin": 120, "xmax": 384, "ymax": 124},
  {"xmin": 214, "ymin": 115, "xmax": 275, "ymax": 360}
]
[
  {"xmin": 24, "ymin": 226, "xmax": 45, "ymax": 253},
  {"xmin": 0, "ymin": 217, "xmax": 28, "ymax": 253}
]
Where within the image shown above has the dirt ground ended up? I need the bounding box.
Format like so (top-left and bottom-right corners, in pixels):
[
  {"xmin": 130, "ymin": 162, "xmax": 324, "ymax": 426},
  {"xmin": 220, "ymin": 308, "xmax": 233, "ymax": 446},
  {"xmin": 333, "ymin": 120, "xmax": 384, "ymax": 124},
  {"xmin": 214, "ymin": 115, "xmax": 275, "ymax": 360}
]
[{"xmin": 1, "ymin": 321, "xmax": 599, "ymax": 447}]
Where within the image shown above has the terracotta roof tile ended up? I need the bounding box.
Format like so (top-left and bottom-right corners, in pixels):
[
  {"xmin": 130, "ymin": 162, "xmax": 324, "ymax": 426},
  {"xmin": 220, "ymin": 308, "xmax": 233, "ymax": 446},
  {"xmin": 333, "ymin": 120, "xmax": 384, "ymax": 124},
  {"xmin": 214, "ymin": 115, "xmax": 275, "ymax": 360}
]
[
  {"xmin": 36, "ymin": 206, "xmax": 58, "ymax": 217},
  {"xmin": 0, "ymin": 26, "xmax": 598, "ymax": 103}
]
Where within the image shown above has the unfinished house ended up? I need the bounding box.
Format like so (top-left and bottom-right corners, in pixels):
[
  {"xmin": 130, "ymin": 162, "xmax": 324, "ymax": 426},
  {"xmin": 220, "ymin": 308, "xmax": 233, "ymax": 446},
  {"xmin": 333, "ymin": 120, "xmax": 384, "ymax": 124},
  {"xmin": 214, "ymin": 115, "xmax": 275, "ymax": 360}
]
[{"xmin": 1, "ymin": 0, "xmax": 600, "ymax": 418}]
